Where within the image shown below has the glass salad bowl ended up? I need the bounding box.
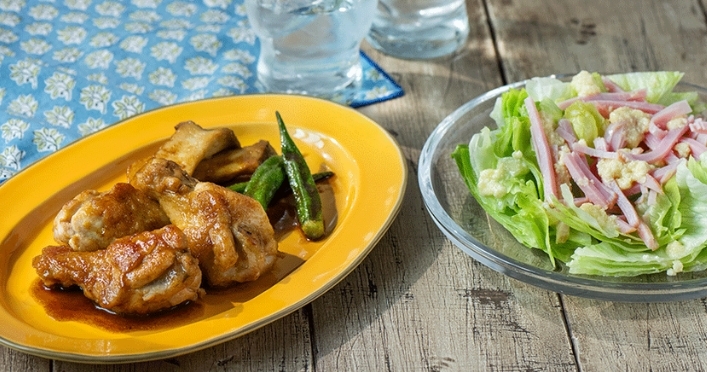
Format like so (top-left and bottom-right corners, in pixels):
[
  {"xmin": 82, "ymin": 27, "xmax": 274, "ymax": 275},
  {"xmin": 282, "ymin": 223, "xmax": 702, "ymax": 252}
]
[{"xmin": 418, "ymin": 76, "xmax": 707, "ymax": 302}]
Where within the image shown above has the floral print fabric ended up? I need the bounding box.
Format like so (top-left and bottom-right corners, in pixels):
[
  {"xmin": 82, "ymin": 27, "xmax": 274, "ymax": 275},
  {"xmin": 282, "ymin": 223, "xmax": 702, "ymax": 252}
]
[{"xmin": 0, "ymin": 0, "xmax": 403, "ymax": 183}]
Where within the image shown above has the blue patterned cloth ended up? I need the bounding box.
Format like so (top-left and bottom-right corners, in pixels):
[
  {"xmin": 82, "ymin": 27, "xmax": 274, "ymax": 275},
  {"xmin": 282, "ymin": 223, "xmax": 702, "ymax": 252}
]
[{"xmin": 0, "ymin": 0, "xmax": 403, "ymax": 183}]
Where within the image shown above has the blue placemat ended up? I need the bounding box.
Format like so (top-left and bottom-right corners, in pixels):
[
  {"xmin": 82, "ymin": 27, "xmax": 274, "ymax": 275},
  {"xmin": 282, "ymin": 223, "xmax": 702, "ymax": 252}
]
[{"xmin": 0, "ymin": 0, "xmax": 404, "ymax": 183}]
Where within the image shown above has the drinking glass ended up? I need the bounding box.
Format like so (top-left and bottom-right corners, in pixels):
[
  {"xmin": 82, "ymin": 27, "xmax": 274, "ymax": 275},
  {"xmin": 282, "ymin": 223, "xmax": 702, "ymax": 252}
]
[
  {"xmin": 366, "ymin": 0, "xmax": 470, "ymax": 59},
  {"xmin": 245, "ymin": 0, "xmax": 377, "ymax": 104}
]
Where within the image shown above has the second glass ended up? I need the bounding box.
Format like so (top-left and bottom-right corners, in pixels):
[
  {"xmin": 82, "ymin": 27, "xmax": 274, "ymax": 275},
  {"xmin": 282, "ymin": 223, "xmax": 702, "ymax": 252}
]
[
  {"xmin": 245, "ymin": 0, "xmax": 377, "ymax": 104},
  {"xmin": 366, "ymin": 0, "xmax": 470, "ymax": 59}
]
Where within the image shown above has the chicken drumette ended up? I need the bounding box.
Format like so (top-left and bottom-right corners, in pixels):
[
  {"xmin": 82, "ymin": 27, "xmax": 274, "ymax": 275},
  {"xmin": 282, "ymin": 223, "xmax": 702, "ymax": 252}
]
[
  {"xmin": 53, "ymin": 182, "xmax": 170, "ymax": 252},
  {"xmin": 130, "ymin": 157, "xmax": 278, "ymax": 287},
  {"xmin": 33, "ymin": 225, "xmax": 203, "ymax": 315}
]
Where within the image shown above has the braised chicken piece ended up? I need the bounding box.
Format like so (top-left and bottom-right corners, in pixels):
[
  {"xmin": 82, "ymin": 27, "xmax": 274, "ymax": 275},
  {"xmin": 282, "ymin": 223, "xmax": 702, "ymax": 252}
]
[
  {"xmin": 192, "ymin": 140, "xmax": 277, "ymax": 184},
  {"xmin": 53, "ymin": 182, "xmax": 170, "ymax": 252},
  {"xmin": 154, "ymin": 121, "xmax": 240, "ymax": 175},
  {"xmin": 33, "ymin": 225, "xmax": 203, "ymax": 315},
  {"xmin": 130, "ymin": 157, "xmax": 278, "ymax": 287}
]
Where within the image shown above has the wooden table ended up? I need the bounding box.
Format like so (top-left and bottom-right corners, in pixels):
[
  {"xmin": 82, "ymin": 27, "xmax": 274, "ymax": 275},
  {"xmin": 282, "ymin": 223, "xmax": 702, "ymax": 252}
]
[{"xmin": 6, "ymin": 0, "xmax": 707, "ymax": 370}]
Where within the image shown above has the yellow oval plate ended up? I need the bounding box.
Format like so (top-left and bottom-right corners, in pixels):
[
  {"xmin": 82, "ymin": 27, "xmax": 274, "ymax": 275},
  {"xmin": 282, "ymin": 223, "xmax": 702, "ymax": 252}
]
[{"xmin": 0, "ymin": 95, "xmax": 406, "ymax": 363}]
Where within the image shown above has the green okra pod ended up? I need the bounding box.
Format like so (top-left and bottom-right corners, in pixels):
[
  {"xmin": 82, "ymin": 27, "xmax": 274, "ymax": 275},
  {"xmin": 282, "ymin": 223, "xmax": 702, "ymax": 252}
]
[
  {"xmin": 228, "ymin": 181, "xmax": 248, "ymax": 194},
  {"xmin": 229, "ymin": 170, "xmax": 334, "ymax": 196},
  {"xmin": 243, "ymin": 155, "xmax": 286, "ymax": 209},
  {"xmin": 276, "ymin": 111, "xmax": 325, "ymax": 240}
]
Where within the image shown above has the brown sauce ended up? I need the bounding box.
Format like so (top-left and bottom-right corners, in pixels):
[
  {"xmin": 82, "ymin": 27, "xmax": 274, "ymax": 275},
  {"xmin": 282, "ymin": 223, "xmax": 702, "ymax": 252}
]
[{"xmin": 31, "ymin": 279, "xmax": 205, "ymax": 332}]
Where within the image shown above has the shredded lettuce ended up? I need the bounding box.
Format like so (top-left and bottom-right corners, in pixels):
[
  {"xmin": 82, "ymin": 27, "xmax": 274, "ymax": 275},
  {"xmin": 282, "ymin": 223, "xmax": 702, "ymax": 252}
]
[
  {"xmin": 452, "ymin": 144, "xmax": 554, "ymax": 264},
  {"xmin": 525, "ymin": 76, "xmax": 573, "ymax": 102},
  {"xmin": 454, "ymin": 71, "xmax": 707, "ymax": 277}
]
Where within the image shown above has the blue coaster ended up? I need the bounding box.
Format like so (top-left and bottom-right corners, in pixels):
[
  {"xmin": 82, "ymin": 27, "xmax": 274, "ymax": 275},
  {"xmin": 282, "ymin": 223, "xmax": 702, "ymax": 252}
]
[{"xmin": 0, "ymin": 0, "xmax": 403, "ymax": 183}]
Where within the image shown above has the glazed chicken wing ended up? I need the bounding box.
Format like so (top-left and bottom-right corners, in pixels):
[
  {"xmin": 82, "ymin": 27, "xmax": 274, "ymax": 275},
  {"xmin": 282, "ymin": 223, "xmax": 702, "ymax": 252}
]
[
  {"xmin": 33, "ymin": 225, "xmax": 203, "ymax": 315},
  {"xmin": 53, "ymin": 182, "xmax": 170, "ymax": 252},
  {"xmin": 130, "ymin": 157, "xmax": 278, "ymax": 287},
  {"xmin": 154, "ymin": 121, "xmax": 240, "ymax": 176},
  {"xmin": 192, "ymin": 140, "xmax": 277, "ymax": 184}
]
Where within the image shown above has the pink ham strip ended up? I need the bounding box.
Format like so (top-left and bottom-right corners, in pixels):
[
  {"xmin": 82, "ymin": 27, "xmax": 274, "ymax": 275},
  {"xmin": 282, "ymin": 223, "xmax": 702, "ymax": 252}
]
[
  {"xmin": 562, "ymin": 152, "xmax": 617, "ymax": 208},
  {"xmin": 642, "ymin": 173, "xmax": 663, "ymax": 193},
  {"xmin": 525, "ymin": 96, "xmax": 559, "ymax": 201},
  {"xmin": 665, "ymin": 152, "xmax": 681, "ymax": 164},
  {"xmin": 608, "ymin": 181, "xmax": 659, "ymax": 249},
  {"xmin": 591, "ymin": 100, "xmax": 665, "ymax": 117},
  {"xmin": 572, "ymin": 141, "xmax": 618, "ymax": 159},
  {"xmin": 607, "ymin": 181, "xmax": 640, "ymax": 227},
  {"xmin": 637, "ymin": 222, "xmax": 659, "ymax": 250},
  {"xmin": 556, "ymin": 97, "xmax": 580, "ymax": 110},
  {"xmin": 650, "ymin": 100, "xmax": 692, "ymax": 130},
  {"xmin": 615, "ymin": 218, "xmax": 637, "ymax": 234},
  {"xmin": 556, "ymin": 118, "xmax": 577, "ymax": 144},
  {"xmin": 652, "ymin": 161, "xmax": 679, "ymax": 184},
  {"xmin": 627, "ymin": 89, "xmax": 647, "ymax": 101},
  {"xmin": 643, "ymin": 131, "xmax": 662, "ymax": 149},
  {"xmin": 603, "ymin": 121, "xmax": 626, "ymax": 151},
  {"xmin": 624, "ymin": 183, "xmax": 642, "ymax": 197},
  {"xmin": 626, "ymin": 174, "xmax": 662, "ymax": 196},
  {"xmin": 585, "ymin": 90, "xmax": 647, "ymax": 102},
  {"xmin": 602, "ymin": 77, "xmax": 625, "ymax": 93},
  {"xmin": 557, "ymin": 90, "xmax": 648, "ymax": 110},
  {"xmin": 647, "ymin": 188, "xmax": 659, "ymax": 206},
  {"xmin": 625, "ymin": 125, "xmax": 689, "ymax": 163},
  {"xmin": 690, "ymin": 118, "xmax": 707, "ymax": 133},
  {"xmin": 594, "ymin": 137, "xmax": 609, "ymax": 151},
  {"xmin": 572, "ymin": 196, "xmax": 590, "ymax": 206},
  {"xmin": 648, "ymin": 122, "xmax": 667, "ymax": 139}
]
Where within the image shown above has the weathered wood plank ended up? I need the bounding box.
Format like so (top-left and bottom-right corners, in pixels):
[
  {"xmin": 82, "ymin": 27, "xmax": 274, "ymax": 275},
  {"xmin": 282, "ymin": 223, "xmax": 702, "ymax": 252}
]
[
  {"xmin": 564, "ymin": 299, "xmax": 707, "ymax": 371},
  {"xmin": 309, "ymin": 1, "xmax": 578, "ymax": 370},
  {"xmin": 52, "ymin": 308, "xmax": 313, "ymax": 371},
  {"xmin": 487, "ymin": 0, "xmax": 707, "ymax": 84},
  {"xmin": 488, "ymin": 0, "xmax": 707, "ymax": 370},
  {"xmin": 0, "ymin": 346, "xmax": 50, "ymax": 372}
]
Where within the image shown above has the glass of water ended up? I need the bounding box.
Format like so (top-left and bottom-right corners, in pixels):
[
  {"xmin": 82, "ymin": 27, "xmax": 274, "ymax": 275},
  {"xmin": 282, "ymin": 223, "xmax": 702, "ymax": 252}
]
[
  {"xmin": 245, "ymin": 0, "xmax": 377, "ymax": 104},
  {"xmin": 366, "ymin": 0, "xmax": 470, "ymax": 59}
]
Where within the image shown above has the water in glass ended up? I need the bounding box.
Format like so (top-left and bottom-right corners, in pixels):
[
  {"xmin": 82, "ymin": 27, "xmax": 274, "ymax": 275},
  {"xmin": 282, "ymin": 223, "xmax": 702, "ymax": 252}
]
[
  {"xmin": 366, "ymin": 0, "xmax": 469, "ymax": 59},
  {"xmin": 246, "ymin": 0, "xmax": 377, "ymax": 104}
]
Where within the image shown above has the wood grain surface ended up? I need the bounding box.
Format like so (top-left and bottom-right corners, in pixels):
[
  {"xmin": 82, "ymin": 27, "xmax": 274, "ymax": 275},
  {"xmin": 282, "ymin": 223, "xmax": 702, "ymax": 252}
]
[{"xmin": 6, "ymin": 0, "xmax": 707, "ymax": 370}]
